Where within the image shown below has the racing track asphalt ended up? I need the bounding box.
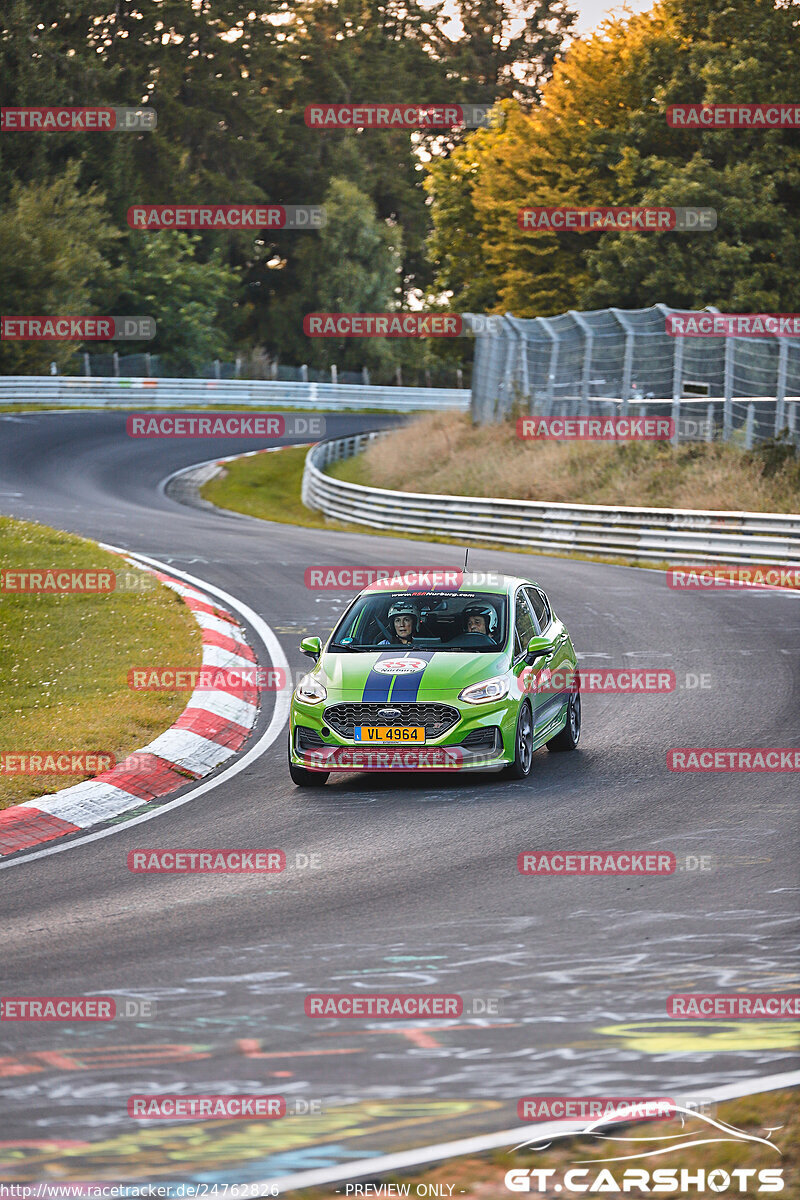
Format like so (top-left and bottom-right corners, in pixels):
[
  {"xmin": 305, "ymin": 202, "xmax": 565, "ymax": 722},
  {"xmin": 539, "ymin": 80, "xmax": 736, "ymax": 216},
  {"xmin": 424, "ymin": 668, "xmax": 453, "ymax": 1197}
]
[{"xmin": 0, "ymin": 410, "xmax": 798, "ymax": 1183}]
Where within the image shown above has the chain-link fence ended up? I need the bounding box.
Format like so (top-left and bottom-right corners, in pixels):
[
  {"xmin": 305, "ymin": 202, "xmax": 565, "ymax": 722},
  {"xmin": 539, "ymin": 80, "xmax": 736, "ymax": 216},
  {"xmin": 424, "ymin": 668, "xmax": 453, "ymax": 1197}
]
[{"xmin": 467, "ymin": 305, "xmax": 800, "ymax": 447}]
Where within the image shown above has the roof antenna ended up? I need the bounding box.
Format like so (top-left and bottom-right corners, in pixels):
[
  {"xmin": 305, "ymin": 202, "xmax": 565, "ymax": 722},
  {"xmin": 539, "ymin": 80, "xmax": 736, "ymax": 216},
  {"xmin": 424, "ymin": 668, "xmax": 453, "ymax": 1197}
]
[{"xmin": 464, "ymin": 546, "xmax": 470, "ymax": 574}]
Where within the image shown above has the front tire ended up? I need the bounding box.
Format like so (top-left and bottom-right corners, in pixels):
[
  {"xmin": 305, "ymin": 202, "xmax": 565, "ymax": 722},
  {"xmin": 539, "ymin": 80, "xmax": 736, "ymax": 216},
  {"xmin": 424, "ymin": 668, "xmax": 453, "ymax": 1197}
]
[
  {"xmin": 289, "ymin": 761, "xmax": 329, "ymax": 787},
  {"xmin": 505, "ymin": 701, "xmax": 534, "ymax": 779},
  {"xmin": 547, "ymin": 690, "xmax": 581, "ymax": 752}
]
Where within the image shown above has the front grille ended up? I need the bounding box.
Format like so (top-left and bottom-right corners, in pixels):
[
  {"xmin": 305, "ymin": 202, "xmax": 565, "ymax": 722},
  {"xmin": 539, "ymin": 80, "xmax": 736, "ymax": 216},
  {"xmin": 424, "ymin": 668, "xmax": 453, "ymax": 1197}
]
[
  {"xmin": 323, "ymin": 702, "xmax": 460, "ymax": 740},
  {"xmin": 296, "ymin": 726, "xmax": 325, "ymax": 750},
  {"xmin": 460, "ymin": 727, "xmax": 499, "ymax": 750}
]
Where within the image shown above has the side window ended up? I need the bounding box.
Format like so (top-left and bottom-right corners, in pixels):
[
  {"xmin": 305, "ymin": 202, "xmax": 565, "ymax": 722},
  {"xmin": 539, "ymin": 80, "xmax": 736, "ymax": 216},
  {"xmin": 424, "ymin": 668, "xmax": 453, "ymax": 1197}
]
[
  {"xmin": 525, "ymin": 587, "xmax": 550, "ymax": 632},
  {"xmin": 514, "ymin": 589, "xmax": 537, "ymax": 658}
]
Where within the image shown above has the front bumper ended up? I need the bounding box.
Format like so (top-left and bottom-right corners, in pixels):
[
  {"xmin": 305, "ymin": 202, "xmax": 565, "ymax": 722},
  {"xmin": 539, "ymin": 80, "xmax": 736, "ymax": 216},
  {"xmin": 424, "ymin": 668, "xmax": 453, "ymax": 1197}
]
[{"xmin": 290, "ymin": 696, "xmax": 514, "ymax": 772}]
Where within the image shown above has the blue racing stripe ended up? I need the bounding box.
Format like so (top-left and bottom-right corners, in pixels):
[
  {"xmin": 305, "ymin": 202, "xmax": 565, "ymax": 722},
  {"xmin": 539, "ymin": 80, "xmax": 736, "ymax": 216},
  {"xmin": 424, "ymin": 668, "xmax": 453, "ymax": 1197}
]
[
  {"xmin": 388, "ymin": 651, "xmax": 436, "ymax": 701},
  {"xmin": 361, "ymin": 652, "xmax": 398, "ymax": 703}
]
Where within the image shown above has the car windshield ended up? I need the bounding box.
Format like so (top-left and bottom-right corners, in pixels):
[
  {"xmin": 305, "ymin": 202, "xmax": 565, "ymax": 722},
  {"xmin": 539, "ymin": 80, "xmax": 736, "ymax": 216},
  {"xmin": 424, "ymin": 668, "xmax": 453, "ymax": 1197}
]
[{"xmin": 329, "ymin": 590, "xmax": 508, "ymax": 652}]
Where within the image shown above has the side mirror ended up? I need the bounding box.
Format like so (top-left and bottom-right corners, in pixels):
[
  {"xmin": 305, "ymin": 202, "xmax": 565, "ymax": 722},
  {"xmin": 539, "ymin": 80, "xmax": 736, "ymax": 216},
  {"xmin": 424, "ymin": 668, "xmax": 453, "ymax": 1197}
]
[
  {"xmin": 300, "ymin": 635, "xmax": 322, "ymax": 660},
  {"xmin": 524, "ymin": 635, "xmax": 554, "ymax": 665}
]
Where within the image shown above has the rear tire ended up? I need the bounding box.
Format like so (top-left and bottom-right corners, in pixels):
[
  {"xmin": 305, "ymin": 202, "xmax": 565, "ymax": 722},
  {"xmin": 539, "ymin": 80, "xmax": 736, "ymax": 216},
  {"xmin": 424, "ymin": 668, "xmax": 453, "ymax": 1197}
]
[
  {"xmin": 504, "ymin": 701, "xmax": 534, "ymax": 779},
  {"xmin": 547, "ymin": 690, "xmax": 581, "ymax": 752}
]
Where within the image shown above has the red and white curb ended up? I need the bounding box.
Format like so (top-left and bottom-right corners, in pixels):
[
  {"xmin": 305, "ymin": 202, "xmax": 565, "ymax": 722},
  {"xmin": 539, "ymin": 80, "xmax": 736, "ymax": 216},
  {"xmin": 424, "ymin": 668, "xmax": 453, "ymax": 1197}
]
[{"xmin": 0, "ymin": 562, "xmax": 261, "ymax": 859}]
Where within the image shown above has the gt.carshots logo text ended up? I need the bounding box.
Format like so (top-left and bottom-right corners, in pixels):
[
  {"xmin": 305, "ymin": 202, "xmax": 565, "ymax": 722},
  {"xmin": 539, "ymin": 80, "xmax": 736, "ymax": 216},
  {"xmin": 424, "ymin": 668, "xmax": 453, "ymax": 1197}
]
[
  {"xmin": 1, "ymin": 107, "xmax": 156, "ymax": 131},
  {"xmin": 0, "ymin": 752, "xmax": 115, "ymax": 775},
  {"xmin": 1, "ymin": 316, "xmax": 155, "ymax": 340},
  {"xmin": 668, "ymin": 103, "xmax": 800, "ymax": 128},
  {"xmin": 127, "ymin": 205, "xmax": 325, "ymax": 229},
  {"xmin": 518, "ymin": 207, "xmax": 716, "ymax": 232},
  {"xmin": 1, "ymin": 997, "xmax": 116, "ymax": 1020},
  {"xmin": 128, "ymin": 1095, "xmax": 285, "ymax": 1119},
  {"xmin": 304, "ymin": 994, "xmax": 462, "ymax": 1016},
  {"xmin": 518, "ymin": 852, "xmax": 675, "ymax": 875},
  {"xmin": 668, "ymin": 748, "xmax": 800, "ymax": 772},
  {"xmin": 305, "ymin": 104, "xmax": 499, "ymax": 129},
  {"xmin": 504, "ymin": 1168, "xmax": 784, "ymax": 1193},
  {"xmin": 304, "ymin": 313, "xmax": 462, "ymax": 337},
  {"xmin": 125, "ymin": 414, "xmax": 325, "ymax": 438},
  {"xmin": 517, "ymin": 416, "xmax": 673, "ymax": 440},
  {"xmin": 666, "ymin": 312, "xmax": 800, "ymax": 336}
]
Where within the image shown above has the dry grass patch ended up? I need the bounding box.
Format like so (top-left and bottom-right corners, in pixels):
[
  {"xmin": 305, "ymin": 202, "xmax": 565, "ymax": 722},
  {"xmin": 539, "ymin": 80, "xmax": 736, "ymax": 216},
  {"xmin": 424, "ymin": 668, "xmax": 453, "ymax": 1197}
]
[{"xmin": 330, "ymin": 412, "xmax": 800, "ymax": 513}]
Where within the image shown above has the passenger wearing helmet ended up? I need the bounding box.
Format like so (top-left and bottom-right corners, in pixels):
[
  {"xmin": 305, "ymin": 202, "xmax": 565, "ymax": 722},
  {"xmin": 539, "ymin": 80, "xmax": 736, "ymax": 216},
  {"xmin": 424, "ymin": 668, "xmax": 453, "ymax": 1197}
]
[
  {"xmin": 379, "ymin": 600, "xmax": 419, "ymax": 646},
  {"xmin": 462, "ymin": 603, "xmax": 497, "ymax": 641}
]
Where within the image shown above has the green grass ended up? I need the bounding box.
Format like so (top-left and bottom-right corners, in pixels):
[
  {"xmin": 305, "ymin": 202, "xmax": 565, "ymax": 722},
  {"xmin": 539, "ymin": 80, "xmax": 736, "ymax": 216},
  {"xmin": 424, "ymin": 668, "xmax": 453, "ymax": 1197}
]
[
  {"xmin": 0, "ymin": 516, "xmax": 202, "ymax": 808},
  {"xmin": 202, "ymin": 447, "xmax": 339, "ymax": 529}
]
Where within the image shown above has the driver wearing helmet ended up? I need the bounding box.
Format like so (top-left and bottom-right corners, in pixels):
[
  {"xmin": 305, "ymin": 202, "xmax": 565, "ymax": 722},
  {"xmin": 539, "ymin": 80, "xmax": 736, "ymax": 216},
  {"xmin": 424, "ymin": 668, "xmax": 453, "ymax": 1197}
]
[
  {"xmin": 379, "ymin": 599, "xmax": 420, "ymax": 646},
  {"xmin": 462, "ymin": 603, "xmax": 497, "ymax": 641}
]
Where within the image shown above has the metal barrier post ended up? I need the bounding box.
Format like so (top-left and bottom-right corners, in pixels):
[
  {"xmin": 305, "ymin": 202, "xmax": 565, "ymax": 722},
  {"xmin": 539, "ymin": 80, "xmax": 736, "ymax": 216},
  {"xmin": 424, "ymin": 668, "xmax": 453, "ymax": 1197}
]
[
  {"xmin": 775, "ymin": 339, "xmax": 788, "ymax": 435},
  {"xmin": 723, "ymin": 337, "xmax": 734, "ymax": 442}
]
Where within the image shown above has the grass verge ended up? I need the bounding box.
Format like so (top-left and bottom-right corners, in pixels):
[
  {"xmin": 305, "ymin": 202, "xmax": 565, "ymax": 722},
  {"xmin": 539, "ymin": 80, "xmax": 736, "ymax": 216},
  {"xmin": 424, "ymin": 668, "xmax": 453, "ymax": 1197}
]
[
  {"xmin": 0, "ymin": 516, "xmax": 202, "ymax": 809},
  {"xmin": 297, "ymin": 1090, "xmax": 799, "ymax": 1200}
]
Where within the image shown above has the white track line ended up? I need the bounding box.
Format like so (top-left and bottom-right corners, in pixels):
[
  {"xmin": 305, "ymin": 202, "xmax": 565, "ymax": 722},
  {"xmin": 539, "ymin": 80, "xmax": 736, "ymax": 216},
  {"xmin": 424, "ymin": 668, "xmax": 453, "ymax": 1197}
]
[
  {"xmin": 0, "ymin": 552, "xmax": 291, "ymax": 871},
  {"xmin": 262, "ymin": 1070, "xmax": 800, "ymax": 1193}
]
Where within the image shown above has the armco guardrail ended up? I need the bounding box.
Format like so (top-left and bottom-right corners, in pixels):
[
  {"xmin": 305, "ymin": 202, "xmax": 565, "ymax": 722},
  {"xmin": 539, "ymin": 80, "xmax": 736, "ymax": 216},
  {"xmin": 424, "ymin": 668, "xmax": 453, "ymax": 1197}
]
[
  {"xmin": 0, "ymin": 377, "xmax": 469, "ymax": 412},
  {"xmin": 302, "ymin": 433, "xmax": 800, "ymax": 565}
]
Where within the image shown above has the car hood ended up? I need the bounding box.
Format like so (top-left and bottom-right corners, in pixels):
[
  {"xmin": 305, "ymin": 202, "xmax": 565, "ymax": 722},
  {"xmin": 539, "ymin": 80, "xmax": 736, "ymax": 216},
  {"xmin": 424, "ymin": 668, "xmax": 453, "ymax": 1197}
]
[{"xmin": 315, "ymin": 649, "xmax": 510, "ymax": 699}]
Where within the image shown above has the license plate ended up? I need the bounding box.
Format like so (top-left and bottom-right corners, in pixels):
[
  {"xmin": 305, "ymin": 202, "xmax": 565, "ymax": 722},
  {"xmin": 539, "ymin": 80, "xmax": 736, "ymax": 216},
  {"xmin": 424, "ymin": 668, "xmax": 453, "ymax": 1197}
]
[{"xmin": 354, "ymin": 726, "xmax": 425, "ymax": 743}]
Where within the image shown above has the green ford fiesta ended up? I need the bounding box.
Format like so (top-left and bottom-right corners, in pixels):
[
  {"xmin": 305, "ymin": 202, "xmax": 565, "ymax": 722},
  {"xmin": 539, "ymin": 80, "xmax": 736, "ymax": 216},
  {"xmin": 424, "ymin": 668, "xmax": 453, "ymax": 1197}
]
[{"xmin": 288, "ymin": 573, "xmax": 581, "ymax": 786}]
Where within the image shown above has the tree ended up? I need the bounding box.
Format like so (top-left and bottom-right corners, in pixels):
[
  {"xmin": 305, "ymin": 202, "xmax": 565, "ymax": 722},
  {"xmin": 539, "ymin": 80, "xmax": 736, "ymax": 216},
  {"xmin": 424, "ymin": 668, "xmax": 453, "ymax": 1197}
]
[
  {"xmin": 266, "ymin": 177, "xmax": 403, "ymax": 371},
  {"xmin": 110, "ymin": 232, "xmax": 240, "ymax": 374},
  {"xmin": 0, "ymin": 165, "xmax": 119, "ymax": 374}
]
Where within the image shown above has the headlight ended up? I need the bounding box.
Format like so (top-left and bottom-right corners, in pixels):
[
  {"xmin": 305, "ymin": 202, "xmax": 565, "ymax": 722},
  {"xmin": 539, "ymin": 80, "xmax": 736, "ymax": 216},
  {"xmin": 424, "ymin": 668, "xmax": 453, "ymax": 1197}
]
[
  {"xmin": 459, "ymin": 676, "xmax": 509, "ymax": 704},
  {"xmin": 295, "ymin": 674, "xmax": 327, "ymax": 704}
]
